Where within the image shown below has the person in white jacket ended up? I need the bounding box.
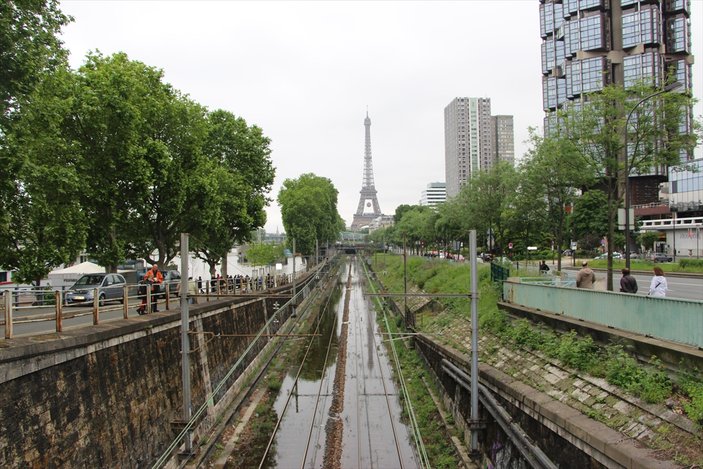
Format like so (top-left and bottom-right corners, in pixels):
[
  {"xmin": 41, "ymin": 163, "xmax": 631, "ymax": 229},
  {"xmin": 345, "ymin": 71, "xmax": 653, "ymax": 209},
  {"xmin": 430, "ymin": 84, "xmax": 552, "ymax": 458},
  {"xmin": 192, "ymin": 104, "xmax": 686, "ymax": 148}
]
[{"xmin": 648, "ymin": 266, "xmax": 668, "ymax": 297}]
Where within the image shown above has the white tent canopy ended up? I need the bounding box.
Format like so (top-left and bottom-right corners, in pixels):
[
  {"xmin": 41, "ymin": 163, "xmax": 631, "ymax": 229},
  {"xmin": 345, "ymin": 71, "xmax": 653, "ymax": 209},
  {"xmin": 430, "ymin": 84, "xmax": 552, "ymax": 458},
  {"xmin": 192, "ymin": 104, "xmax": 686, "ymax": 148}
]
[{"xmin": 48, "ymin": 262, "xmax": 105, "ymax": 289}]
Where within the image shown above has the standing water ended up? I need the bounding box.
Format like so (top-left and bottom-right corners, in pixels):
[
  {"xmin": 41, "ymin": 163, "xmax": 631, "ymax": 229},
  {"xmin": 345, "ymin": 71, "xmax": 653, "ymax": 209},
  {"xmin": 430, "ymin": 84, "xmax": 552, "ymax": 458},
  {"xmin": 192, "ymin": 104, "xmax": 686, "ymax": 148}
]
[{"xmin": 266, "ymin": 258, "xmax": 418, "ymax": 468}]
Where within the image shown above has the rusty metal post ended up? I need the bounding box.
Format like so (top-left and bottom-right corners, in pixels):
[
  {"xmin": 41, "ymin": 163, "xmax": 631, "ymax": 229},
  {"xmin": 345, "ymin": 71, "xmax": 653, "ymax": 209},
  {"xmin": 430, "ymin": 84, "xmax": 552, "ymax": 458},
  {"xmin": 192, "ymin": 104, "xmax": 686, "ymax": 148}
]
[
  {"xmin": 123, "ymin": 284, "xmax": 129, "ymax": 319},
  {"xmin": 92, "ymin": 288, "xmax": 99, "ymax": 325},
  {"xmin": 165, "ymin": 283, "xmax": 170, "ymax": 310},
  {"xmin": 4, "ymin": 290, "xmax": 13, "ymax": 339},
  {"xmin": 146, "ymin": 283, "xmax": 152, "ymax": 313},
  {"xmin": 55, "ymin": 291, "xmax": 63, "ymax": 333}
]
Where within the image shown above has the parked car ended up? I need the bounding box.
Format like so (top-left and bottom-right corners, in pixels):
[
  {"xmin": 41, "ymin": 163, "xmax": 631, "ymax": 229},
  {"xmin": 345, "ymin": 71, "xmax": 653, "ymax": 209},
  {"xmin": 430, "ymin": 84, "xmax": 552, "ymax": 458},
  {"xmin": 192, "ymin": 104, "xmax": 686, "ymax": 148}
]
[
  {"xmin": 562, "ymin": 249, "xmax": 574, "ymax": 257},
  {"xmin": 651, "ymin": 253, "xmax": 673, "ymax": 263},
  {"xmin": 594, "ymin": 252, "xmax": 622, "ymax": 260},
  {"xmin": 65, "ymin": 273, "xmax": 126, "ymax": 306}
]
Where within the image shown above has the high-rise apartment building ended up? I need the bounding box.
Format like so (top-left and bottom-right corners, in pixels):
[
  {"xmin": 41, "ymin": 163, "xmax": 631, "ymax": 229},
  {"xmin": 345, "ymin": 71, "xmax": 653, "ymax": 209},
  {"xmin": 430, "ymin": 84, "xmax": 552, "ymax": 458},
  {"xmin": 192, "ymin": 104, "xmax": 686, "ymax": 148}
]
[
  {"xmin": 419, "ymin": 182, "xmax": 447, "ymax": 207},
  {"xmin": 445, "ymin": 98, "xmax": 514, "ymax": 198},
  {"xmin": 540, "ymin": 0, "xmax": 696, "ymax": 253},
  {"xmin": 540, "ymin": 0, "xmax": 693, "ymax": 141},
  {"xmin": 493, "ymin": 115, "xmax": 515, "ymax": 166}
]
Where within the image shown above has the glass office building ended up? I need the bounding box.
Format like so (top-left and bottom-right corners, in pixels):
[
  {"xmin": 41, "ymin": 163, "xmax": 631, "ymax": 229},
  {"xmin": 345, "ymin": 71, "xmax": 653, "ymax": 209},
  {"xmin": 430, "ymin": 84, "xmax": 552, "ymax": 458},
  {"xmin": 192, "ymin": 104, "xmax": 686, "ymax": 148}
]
[{"xmin": 540, "ymin": 0, "xmax": 693, "ymax": 136}]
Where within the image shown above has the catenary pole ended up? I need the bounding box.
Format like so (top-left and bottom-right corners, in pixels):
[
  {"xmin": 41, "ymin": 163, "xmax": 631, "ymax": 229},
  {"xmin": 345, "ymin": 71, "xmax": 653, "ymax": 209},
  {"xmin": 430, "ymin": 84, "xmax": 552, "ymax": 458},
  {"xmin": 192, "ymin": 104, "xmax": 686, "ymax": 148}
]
[
  {"xmin": 469, "ymin": 229, "xmax": 479, "ymax": 453},
  {"xmin": 180, "ymin": 233, "xmax": 192, "ymax": 453}
]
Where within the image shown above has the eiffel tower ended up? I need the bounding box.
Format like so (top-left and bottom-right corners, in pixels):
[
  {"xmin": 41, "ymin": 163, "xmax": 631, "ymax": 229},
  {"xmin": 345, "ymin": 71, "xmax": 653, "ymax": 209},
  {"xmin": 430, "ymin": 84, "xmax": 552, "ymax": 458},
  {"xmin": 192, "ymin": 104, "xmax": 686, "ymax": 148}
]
[{"xmin": 351, "ymin": 111, "xmax": 382, "ymax": 230}]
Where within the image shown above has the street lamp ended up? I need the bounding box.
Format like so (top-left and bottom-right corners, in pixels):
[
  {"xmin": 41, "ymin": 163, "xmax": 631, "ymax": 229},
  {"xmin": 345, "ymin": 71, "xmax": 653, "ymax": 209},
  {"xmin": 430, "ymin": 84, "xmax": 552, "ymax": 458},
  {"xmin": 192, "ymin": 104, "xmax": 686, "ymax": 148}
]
[{"xmin": 624, "ymin": 81, "xmax": 683, "ymax": 269}]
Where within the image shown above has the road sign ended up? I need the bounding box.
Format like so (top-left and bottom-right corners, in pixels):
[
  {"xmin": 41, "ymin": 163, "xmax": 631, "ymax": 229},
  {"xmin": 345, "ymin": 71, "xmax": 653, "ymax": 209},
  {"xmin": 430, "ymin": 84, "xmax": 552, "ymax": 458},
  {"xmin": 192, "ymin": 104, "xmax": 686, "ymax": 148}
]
[{"xmin": 508, "ymin": 242, "xmax": 513, "ymax": 249}]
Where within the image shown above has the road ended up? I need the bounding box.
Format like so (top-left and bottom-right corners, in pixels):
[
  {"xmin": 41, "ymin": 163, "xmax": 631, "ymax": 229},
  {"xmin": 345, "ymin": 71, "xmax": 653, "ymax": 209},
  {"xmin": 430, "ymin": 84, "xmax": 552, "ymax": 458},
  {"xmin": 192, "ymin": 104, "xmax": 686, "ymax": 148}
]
[
  {"xmin": 560, "ymin": 267, "xmax": 703, "ymax": 300},
  {"xmin": 0, "ymin": 295, "xmax": 175, "ymax": 337}
]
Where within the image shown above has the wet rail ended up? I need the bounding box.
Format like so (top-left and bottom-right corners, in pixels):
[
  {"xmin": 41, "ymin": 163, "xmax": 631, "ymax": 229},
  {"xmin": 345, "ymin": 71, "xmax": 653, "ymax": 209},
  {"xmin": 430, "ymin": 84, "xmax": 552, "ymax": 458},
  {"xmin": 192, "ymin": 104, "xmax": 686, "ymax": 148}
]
[{"xmin": 212, "ymin": 257, "xmax": 420, "ymax": 468}]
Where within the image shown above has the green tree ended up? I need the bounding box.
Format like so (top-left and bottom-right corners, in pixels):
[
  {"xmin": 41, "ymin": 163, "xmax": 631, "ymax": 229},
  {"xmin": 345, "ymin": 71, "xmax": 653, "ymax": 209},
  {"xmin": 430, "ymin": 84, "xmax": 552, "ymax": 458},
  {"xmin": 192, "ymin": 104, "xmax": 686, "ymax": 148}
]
[
  {"xmin": 277, "ymin": 173, "xmax": 344, "ymax": 256},
  {"xmin": 245, "ymin": 243, "xmax": 284, "ymax": 267},
  {"xmin": 568, "ymin": 190, "xmax": 609, "ymax": 252},
  {"xmin": 0, "ymin": 0, "xmax": 71, "ymax": 130},
  {"xmin": 519, "ymin": 130, "xmax": 593, "ymax": 270},
  {"xmin": 0, "ymin": 67, "xmax": 86, "ymax": 283},
  {"xmin": 56, "ymin": 52, "xmax": 210, "ymax": 270},
  {"xmin": 394, "ymin": 206, "xmax": 435, "ymax": 254},
  {"xmin": 638, "ymin": 231, "xmax": 660, "ymax": 252},
  {"xmin": 562, "ymin": 83, "xmax": 697, "ymax": 289},
  {"xmin": 458, "ymin": 162, "xmax": 518, "ymax": 253},
  {"xmin": 191, "ymin": 110, "xmax": 275, "ymax": 277},
  {"xmin": 0, "ymin": 0, "xmax": 74, "ymax": 281}
]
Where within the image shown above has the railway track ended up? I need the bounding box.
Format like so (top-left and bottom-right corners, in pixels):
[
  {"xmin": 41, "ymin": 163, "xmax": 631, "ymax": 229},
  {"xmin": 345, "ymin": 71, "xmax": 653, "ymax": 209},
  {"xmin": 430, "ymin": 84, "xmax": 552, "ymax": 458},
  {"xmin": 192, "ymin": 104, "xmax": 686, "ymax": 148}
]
[{"xmin": 242, "ymin": 258, "xmax": 419, "ymax": 468}]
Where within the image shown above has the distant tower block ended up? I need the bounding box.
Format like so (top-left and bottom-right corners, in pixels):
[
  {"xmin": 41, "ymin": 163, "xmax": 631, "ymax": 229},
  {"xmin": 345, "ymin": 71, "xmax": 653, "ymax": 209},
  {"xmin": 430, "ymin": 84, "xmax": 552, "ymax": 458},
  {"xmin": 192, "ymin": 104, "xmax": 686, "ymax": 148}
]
[{"xmin": 351, "ymin": 112, "xmax": 382, "ymax": 230}]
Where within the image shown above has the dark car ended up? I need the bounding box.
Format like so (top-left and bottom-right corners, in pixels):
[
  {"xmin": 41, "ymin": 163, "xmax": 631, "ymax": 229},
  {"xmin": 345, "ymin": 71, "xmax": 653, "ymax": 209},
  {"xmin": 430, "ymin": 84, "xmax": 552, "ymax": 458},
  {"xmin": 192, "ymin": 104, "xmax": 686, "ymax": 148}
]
[
  {"xmin": 65, "ymin": 273, "xmax": 126, "ymax": 305},
  {"xmin": 651, "ymin": 253, "xmax": 673, "ymax": 263}
]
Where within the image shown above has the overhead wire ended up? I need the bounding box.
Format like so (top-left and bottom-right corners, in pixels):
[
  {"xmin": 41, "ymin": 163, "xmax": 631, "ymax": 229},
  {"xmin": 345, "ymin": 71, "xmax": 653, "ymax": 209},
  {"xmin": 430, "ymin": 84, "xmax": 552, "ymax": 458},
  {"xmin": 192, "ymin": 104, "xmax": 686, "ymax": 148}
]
[{"xmin": 361, "ymin": 258, "xmax": 431, "ymax": 469}]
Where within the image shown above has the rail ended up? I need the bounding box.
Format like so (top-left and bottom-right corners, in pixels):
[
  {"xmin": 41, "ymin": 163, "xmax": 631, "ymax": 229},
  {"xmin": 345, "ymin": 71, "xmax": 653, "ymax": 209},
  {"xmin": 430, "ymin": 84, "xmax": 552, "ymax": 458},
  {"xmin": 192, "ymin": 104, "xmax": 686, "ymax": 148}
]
[{"xmin": 0, "ymin": 270, "xmax": 307, "ymax": 339}]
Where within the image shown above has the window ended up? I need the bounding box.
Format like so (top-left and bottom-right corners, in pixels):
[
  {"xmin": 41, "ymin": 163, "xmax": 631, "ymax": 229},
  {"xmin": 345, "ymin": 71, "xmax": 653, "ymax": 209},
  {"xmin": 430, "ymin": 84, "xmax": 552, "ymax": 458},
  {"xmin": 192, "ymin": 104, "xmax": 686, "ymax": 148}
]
[
  {"xmin": 623, "ymin": 52, "xmax": 661, "ymax": 88},
  {"xmin": 623, "ymin": 6, "xmax": 662, "ymax": 48},
  {"xmin": 578, "ymin": 0, "xmax": 604, "ymax": 10},
  {"xmin": 579, "ymin": 14, "xmax": 605, "ymax": 51},
  {"xmin": 568, "ymin": 57, "xmax": 606, "ymax": 96},
  {"xmin": 622, "ymin": 10, "xmax": 639, "ymax": 48},
  {"xmin": 665, "ymin": 0, "xmax": 689, "ymax": 14},
  {"xmin": 666, "ymin": 16, "xmax": 689, "ymax": 53}
]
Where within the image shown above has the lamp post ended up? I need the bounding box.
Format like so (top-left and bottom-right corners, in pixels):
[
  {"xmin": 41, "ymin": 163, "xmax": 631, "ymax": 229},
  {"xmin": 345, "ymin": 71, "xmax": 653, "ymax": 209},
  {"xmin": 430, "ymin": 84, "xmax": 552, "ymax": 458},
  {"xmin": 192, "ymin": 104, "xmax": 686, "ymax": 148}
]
[{"xmin": 624, "ymin": 81, "xmax": 683, "ymax": 269}]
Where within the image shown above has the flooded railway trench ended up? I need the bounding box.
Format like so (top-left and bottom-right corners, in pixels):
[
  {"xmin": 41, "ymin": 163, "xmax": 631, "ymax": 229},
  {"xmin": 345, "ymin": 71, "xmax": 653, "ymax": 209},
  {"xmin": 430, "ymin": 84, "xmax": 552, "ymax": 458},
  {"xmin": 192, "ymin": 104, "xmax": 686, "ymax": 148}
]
[{"xmin": 266, "ymin": 257, "xmax": 418, "ymax": 468}]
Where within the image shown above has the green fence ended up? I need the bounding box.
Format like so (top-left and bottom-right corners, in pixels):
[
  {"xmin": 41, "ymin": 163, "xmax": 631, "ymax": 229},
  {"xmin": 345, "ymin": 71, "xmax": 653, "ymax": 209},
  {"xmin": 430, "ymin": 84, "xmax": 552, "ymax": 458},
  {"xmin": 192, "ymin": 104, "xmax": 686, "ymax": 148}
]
[
  {"xmin": 503, "ymin": 280, "xmax": 703, "ymax": 348},
  {"xmin": 490, "ymin": 262, "xmax": 510, "ymax": 284}
]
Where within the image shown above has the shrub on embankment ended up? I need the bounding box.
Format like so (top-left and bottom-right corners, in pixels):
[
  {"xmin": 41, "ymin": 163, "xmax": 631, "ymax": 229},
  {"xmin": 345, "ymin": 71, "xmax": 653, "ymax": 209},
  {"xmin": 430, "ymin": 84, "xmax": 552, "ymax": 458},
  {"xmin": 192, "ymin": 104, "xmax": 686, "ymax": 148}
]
[{"xmin": 371, "ymin": 253, "xmax": 703, "ymax": 427}]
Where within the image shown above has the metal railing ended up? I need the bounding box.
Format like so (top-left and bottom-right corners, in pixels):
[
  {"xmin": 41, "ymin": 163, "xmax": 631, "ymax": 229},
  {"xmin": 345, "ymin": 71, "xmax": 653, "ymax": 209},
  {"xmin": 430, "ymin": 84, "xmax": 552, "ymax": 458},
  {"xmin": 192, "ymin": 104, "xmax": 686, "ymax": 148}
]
[
  {"xmin": 503, "ymin": 280, "xmax": 703, "ymax": 348},
  {"xmin": 0, "ymin": 272, "xmax": 308, "ymax": 339}
]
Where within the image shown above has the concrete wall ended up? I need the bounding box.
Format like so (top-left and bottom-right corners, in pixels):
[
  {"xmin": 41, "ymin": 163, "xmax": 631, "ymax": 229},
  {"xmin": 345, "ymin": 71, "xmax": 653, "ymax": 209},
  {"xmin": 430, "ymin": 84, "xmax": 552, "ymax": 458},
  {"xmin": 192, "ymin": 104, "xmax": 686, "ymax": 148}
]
[
  {"xmin": 0, "ymin": 295, "xmax": 293, "ymax": 467},
  {"xmin": 413, "ymin": 335, "xmax": 680, "ymax": 469}
]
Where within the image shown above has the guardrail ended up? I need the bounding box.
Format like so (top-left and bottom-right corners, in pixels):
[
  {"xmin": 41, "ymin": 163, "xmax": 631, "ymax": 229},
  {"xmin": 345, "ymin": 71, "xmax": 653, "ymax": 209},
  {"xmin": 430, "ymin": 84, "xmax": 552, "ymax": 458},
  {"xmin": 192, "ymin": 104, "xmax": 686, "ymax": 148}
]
[
  {"xmin": 503, "ymin": 280, "xmax": 703, "ymax": 348},
  {"xmin": 0, "ymin": 272, "xmax": 305, "ymax": 339}
]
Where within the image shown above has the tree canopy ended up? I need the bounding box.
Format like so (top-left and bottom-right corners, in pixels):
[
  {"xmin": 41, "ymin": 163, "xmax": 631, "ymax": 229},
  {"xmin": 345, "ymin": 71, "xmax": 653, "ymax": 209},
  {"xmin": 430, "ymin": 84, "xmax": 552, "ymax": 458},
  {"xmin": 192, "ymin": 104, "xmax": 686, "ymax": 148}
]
[
  {"xmin": 277, "ymin": 173, "xmax": 344, "ymax": 256},
  {"xmin": 2, "ymin": 46, "xmax": 275, "ymax": 280}
]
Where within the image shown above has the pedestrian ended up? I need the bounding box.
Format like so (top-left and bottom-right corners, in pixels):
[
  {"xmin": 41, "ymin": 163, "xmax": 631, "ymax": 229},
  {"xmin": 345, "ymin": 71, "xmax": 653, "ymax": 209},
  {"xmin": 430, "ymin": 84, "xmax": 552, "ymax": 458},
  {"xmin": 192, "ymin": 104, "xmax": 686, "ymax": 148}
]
[
  {"xmin": 188, "ymin": 277, "xmax": 197, "ymax": 304},
  {"xmin": 619, "ymin": 268, "xmax": 638, "ymax": 294},
  {"xmin": 143, "ymin": 264, "xmax": 164, "ymax": 312},
  {"xmin": 575, "ymin": 261, "xmax": 596, "ymax": 289},
  {"xmin": 648, "ymin": 266, "xmax": 668, "ymax": 297},
  {"xmin": 539, "ymin": 260, "xmax": 550, "ymax": 274}
]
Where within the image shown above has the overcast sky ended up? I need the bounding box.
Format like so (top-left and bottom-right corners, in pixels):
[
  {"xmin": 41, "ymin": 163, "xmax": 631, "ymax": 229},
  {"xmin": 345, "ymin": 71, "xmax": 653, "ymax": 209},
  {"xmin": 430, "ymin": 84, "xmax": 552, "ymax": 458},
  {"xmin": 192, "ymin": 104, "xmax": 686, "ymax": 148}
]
[{"xmin": 58, "ymin": 0, "xmax": 703, "ymax": 233}]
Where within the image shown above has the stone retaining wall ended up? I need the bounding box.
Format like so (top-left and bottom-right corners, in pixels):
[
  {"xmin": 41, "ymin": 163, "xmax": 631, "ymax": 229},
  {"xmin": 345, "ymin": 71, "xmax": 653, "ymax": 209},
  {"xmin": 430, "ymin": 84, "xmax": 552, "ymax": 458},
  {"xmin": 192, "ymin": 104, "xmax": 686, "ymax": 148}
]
[{"xmin": 0, "ymin": 295, "xmax": 292, "ymax": 467}]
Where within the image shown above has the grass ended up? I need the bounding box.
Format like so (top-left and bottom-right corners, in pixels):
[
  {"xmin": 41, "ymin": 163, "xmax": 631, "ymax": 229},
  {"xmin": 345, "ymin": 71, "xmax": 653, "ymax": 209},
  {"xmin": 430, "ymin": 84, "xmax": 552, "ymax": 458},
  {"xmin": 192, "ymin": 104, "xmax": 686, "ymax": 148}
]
[
  {"xmin": 371, "ymin": 253, "xmax": 703, "ymax": 421},
  {"xmin": 587, "ymin": 257, "xmax": 703, "ymax": 273}
]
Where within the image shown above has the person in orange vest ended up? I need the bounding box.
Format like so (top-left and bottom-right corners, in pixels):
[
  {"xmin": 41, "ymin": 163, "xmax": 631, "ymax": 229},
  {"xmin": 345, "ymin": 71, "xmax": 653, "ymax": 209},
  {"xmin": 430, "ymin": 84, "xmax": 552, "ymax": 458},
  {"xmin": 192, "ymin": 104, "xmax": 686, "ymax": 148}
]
[{"xmin": 143, "ymin": 264, "xmax": 164, "ymax": 312}]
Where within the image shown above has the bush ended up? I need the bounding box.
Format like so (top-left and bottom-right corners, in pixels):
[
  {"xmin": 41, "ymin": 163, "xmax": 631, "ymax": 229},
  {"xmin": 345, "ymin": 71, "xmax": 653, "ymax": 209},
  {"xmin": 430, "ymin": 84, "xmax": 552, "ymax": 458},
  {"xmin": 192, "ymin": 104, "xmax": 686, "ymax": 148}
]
[{"xmin": 679, "ymin": 259, "xmax": 703, "ymax": 269}]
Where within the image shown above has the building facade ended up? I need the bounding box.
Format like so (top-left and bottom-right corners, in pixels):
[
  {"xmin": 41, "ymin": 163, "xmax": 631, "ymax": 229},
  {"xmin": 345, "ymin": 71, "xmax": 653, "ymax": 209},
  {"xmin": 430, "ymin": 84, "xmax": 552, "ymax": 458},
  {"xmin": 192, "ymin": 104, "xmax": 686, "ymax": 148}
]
[
  {"xmin": 540, "ymin": 0, "xmax": 693, "ymax": 132},
  {"xmin": 419, "ymin": 182, "xmax": 447, "ymax": 207},
  {"xmin": 444, "ymin": 98, "xmax": 514, "ymax": 198},
  {"xmin": 540, "ymin": 0, "xmax": 696, "ymax": 254},
  {"xmin": 493, "ymin": 115, "xmax": 515, "ymax": 166}
]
